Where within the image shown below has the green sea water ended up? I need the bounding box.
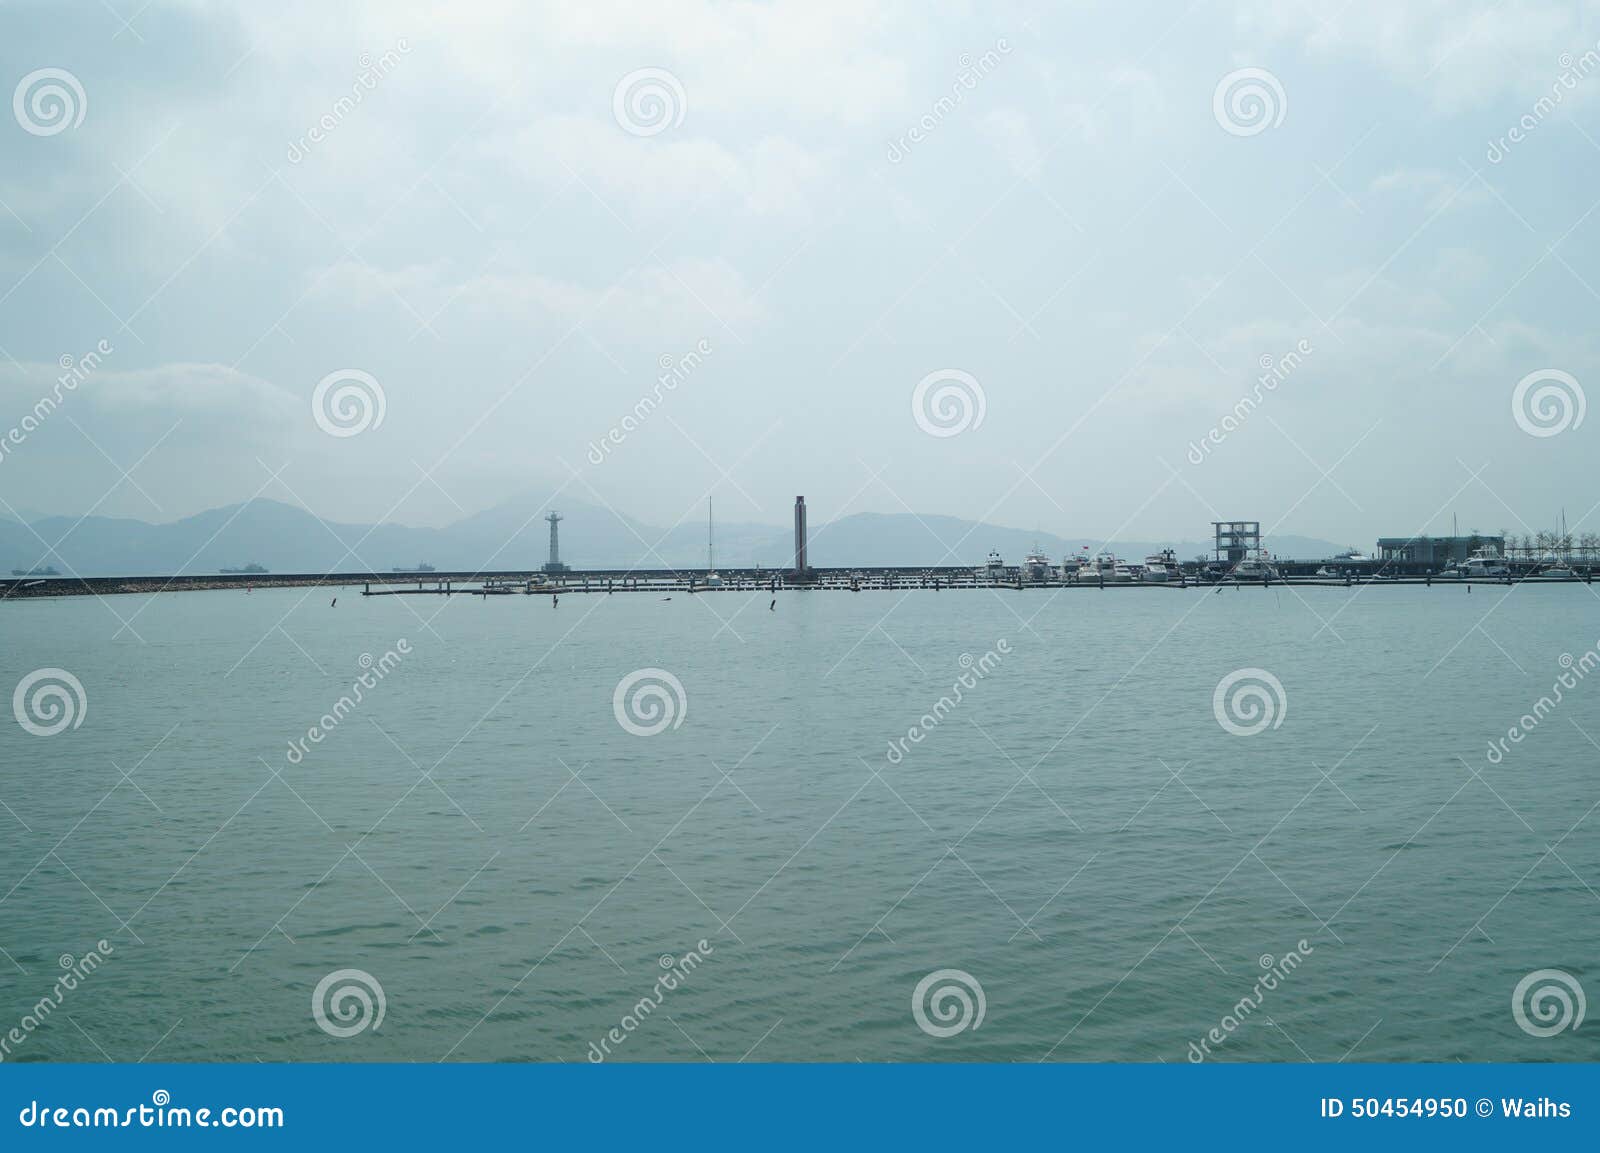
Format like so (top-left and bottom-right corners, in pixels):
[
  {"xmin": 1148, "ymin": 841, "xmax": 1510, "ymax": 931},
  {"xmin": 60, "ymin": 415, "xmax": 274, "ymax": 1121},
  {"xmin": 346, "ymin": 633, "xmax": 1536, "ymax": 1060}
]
[{"xmin": 2, "ymin": 583, "xmax": 1597, "ymax": 1062}]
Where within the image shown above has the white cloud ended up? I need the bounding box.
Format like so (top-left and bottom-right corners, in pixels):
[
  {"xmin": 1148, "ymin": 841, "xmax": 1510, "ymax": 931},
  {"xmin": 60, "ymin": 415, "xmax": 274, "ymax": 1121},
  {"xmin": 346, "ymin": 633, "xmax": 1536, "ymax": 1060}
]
[
  {"xmin": 304, "ymin": 254, "xmax": 767, "ymax": 343},
  {"xmin": 1234, "ymin": 1, "xmax": 1586, "ymax": 110}
]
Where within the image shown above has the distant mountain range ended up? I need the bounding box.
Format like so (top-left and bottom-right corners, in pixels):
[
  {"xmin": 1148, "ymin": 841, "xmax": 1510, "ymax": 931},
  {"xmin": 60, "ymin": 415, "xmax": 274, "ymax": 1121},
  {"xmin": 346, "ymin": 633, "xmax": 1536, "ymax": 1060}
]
[{"xmin": 0, "ymin": 496, "xmax": 1352, "ymax": 576}]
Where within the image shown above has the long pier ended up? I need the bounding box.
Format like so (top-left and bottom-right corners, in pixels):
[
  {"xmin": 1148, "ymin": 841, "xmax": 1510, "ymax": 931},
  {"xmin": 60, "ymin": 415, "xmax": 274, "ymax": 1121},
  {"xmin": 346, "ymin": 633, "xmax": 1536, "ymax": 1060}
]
[{"xmin": 2, "ymin": 562, "xmax": 1594, "ymax": 601}]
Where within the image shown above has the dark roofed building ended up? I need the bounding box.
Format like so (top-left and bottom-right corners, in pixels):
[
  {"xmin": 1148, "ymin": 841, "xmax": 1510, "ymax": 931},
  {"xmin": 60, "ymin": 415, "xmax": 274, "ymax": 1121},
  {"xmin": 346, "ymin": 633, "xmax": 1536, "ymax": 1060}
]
[{"xmin": 1375, "ymin": 534, "xmax": 1504, "ymax": 567}]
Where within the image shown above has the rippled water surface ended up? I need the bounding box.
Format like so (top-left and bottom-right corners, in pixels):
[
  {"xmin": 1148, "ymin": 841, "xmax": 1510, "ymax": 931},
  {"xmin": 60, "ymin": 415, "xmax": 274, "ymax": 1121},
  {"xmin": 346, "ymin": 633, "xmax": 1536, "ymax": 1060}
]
[{"xmin": 2, "ymin": 583, "xmax": 1598, "ymax": 1062}]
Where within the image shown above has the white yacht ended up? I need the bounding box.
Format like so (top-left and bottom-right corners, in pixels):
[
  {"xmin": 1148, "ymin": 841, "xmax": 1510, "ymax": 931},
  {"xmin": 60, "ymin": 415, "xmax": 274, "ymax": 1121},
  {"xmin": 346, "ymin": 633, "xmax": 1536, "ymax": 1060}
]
[
  {"xmin": 1535, "ymin": 552, "xmax": 1575, "ymax": 578},
  {"xmin": 1142, "ymin": 550, "xmax": 1179, "ymax": 582},
  {"xmin": 1078, "ymin": 553, "xmax": 1131, "ymax": 583},
  {"xmin": 1023, "ymin": 545, "xmax": 1054, "ymax": 583},
  {"xmin": 1229, "ymin": 552, "xmax": 1279, "ymax": 581},
  {"xmin": 978, "ymin": 550, "xmax": 1007, "ymax": 583},
  {"xmin": 1438, "ymin": 547, "xmax": 1509, "ymax": 579}
]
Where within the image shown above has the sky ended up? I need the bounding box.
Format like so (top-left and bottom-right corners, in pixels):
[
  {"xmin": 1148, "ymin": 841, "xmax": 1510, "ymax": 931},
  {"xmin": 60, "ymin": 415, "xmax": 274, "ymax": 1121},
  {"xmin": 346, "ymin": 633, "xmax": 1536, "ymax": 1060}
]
[{"xmin": 0, "ymin": 0, "xmax": 1597, "ymax": 551}]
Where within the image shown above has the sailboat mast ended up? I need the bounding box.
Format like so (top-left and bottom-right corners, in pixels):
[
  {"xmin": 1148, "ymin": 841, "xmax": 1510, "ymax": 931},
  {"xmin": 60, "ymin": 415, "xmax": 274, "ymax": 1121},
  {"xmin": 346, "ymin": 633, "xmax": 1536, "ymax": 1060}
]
[{"xmin": 708, "ymin": 498, "xmax": 715, "ymax": 573}]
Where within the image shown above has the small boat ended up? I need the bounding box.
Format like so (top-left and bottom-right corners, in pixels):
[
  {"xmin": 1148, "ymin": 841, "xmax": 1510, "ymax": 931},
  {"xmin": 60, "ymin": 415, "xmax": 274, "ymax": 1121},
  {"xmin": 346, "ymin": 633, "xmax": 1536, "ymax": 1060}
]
[
  {"xmin": 1316, "ymin": 548, "xmax": 1369, "ymax": 577},
  {"xmin": 1228, "ymin": 553, "xmax": 1279, "ymax": 581}
]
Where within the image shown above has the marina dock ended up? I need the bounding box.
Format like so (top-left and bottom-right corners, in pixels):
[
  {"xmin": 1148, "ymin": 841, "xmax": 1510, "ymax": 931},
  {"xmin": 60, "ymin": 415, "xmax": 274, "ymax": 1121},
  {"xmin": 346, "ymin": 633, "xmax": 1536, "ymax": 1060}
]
[
  {"xmin": 2, "ymin": 563, "xmax": 1593, "ymax": 602},
  {"xmin": 5, "ymin": 508, "xmax": 1595, "ymax": 601}
]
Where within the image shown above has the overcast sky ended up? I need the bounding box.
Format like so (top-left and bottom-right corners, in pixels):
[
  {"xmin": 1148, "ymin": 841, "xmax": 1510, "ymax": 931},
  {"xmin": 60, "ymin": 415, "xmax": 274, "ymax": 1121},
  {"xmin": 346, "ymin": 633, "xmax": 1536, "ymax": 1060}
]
[{"xmin": 1, "ymin": 1, "xmax": 1596, "ymax": 549}]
